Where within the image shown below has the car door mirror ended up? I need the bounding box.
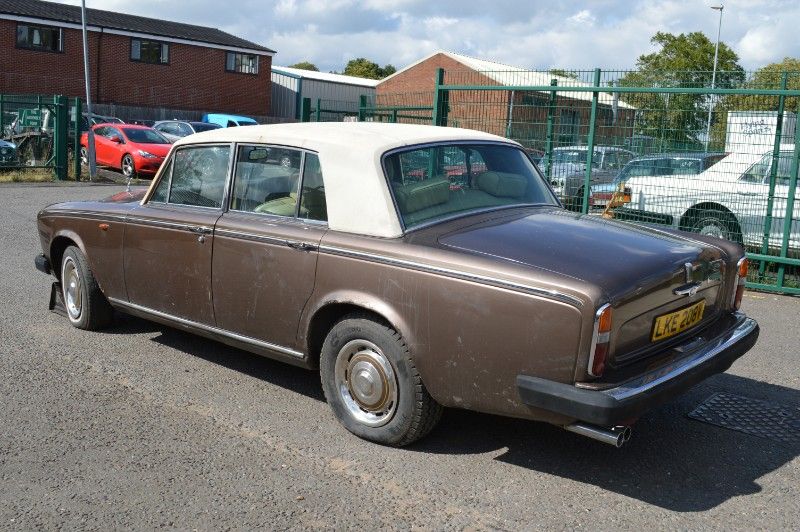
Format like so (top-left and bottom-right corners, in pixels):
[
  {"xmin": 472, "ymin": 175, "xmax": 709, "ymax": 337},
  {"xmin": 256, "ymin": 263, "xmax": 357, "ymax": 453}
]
[{"xmin": 110, "ymin": 136, "xmax": 121, "ymax": 143}]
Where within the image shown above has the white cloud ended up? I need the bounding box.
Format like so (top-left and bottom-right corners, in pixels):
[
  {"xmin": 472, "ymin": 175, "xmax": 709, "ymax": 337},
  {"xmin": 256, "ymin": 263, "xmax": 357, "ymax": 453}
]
[{"xmin": 55, "ymin": 0, "xmax": 800, "ymax": 72}]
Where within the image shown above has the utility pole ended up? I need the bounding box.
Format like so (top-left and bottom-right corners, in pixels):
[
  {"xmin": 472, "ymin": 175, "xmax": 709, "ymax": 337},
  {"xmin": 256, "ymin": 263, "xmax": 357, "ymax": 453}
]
[
  {"xmin": 81, "ymin": 0, "xmax": 97, "ymax": 180},
  {"xmin": 705, "ymin": 4, "xmax": 724, "ymax": 151}
]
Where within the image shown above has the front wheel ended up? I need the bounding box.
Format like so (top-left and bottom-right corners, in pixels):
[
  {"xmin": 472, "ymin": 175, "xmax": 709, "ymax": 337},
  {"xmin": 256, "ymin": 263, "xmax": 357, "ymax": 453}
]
[
  {"xmin": 121, "ymin": 154, "xmax": 136, "ymax": 178},
  {"xmin": 61, "ymin": 246, "xmax": 114, "ymax": 330},
  {"xmin": 320, "ymin": 315, "xmax": 442, "ymax": 446},
  {"xmin": 79, "ymin": 147, "xmax": 88, "ymax": 166}
]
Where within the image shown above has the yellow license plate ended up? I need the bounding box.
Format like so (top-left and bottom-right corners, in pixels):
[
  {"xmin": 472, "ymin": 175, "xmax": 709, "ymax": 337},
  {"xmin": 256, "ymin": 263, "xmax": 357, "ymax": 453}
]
[{"xmin": 651, "ymin": 300, "xmax": 706, "ymax": 342}]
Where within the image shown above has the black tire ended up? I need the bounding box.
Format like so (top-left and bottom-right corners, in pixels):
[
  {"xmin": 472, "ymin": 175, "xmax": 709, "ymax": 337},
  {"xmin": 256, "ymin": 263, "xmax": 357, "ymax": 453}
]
[
  {"xmin": 685, "ymin": 209, "xmax": 743, "ymax": 244},
  {"xmin": 320, "ymin": 315, "xmax": 442, "ymax": 446},
  {"xmin": 121, "ymin": 154, "xmax": 136, "ymax": 178},
  {"xmin": 60, "ymin": 246, "xmax": 114, "ymax": 330}
]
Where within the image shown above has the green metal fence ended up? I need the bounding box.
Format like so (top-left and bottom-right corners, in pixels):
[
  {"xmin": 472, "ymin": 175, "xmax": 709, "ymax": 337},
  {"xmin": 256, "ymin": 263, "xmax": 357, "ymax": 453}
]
[
  {"xmin": 362, "ymin": 67, "xmax": 800, "ymax": 295},
  {"xmin": 0, "ymin": 94, "xmax": 83, "ymax": 180}
]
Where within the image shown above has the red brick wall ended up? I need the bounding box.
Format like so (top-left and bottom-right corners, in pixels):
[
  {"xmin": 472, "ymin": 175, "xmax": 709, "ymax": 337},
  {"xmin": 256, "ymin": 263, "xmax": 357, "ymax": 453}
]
[
  {"xmin": 377, "ymin": 53, "xmax": 510, "ymax": 136},
  {"xmin": 0, "ymin": 19, "xmax": 270, "ymax": 116}
]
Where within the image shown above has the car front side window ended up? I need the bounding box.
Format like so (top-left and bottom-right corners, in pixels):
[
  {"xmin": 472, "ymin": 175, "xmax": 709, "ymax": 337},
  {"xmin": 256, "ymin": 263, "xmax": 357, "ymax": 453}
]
[{"xmin": 167, "ymin": 145, "xmax": 231, "ymax": 208}]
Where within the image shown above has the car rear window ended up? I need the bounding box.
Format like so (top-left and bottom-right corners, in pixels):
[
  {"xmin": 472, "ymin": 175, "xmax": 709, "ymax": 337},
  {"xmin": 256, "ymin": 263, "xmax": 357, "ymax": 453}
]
[{"xmin": 384, "ymin": 143, "xmax": 556, "ymax": 229}]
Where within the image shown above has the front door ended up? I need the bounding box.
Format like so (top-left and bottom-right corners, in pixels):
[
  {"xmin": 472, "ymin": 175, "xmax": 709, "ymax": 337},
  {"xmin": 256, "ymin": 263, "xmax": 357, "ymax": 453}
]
[
  {"xmin": 123, "ymin": 144, "xmax": 232, "ymax": 325},
  {"xmin": 212, "ymin": 145, "xmax": 328, "ymax": 350}
]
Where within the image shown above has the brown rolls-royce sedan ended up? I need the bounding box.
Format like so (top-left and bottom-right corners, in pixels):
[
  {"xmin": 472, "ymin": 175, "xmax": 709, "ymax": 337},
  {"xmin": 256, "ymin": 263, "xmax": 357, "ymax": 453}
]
[{"xmin": 35, "ymin": 123, "xmax": 759, "ymax": 447}]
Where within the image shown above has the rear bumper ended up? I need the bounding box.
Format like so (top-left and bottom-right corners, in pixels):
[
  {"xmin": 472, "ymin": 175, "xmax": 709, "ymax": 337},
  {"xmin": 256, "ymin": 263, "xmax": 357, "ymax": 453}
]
[{"xmin": 517, "ymin": 313, "xmax": 759, "ymax": 426}]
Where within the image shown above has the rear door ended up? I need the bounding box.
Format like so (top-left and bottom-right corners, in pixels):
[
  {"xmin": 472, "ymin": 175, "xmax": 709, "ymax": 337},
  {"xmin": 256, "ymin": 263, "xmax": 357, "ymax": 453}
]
[
  {"xmin": 212, "ymin": 145, "xmax": 328, "ymax": 350},
  {"xmin": 123, "ymin": 144, "xmax": 232, "ymax": 325}
]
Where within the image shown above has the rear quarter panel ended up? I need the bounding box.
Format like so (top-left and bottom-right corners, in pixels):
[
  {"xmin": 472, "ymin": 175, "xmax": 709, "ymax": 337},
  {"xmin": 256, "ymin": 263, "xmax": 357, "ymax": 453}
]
[{"xmin": 304, "ymin": 233, "xmax": 587, "ymax": 422}]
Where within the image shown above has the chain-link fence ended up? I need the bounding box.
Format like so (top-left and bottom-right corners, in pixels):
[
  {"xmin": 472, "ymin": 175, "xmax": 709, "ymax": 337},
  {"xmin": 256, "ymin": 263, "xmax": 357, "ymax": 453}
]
[{"xmin": 358, "ymin": 68, "xmax": 800, "ymax": 295}]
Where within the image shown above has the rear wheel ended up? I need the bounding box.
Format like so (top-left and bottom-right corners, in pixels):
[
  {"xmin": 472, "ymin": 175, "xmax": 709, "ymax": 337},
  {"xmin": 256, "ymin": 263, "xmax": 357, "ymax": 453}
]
[
  {"xmin": 61, "ymin": 246, "xmax": 114, "ymax": 330},
  {"xmin": 686, "ymin": 209, "xmax": 742, "ymax": 243},
  {"xmin": 320, "ymin": 315, "xmax": 442, "ymax": 446},
  {"xmin": 121, "ymin": 154, "xmax": 135, "ymax": 178}
]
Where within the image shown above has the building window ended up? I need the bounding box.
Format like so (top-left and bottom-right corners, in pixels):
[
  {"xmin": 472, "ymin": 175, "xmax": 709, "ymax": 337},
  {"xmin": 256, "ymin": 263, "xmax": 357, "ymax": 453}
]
[
  {"xmin": 226, "ymin": 52, "xmax": 259, "ymax": 74},
  {"xmin": 131, "ymin": 38, "xmax": 169, "ymax": 64},
  {"xmin": 16, "ymin": 24, "xmax": 62, "ymax": 52}
]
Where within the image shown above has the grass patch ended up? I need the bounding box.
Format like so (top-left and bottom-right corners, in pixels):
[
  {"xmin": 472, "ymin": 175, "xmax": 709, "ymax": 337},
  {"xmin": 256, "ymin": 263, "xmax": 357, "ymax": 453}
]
[{"xmin": 0, "ymin": 168, "xmax": 54, "ymax": 183}]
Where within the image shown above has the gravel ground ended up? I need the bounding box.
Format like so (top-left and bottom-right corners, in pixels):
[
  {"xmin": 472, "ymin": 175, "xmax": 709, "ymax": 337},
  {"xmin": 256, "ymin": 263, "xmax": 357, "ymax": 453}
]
[{"xmin": 1, "ymin": 183, "xmax": 798, "ymax": 530}]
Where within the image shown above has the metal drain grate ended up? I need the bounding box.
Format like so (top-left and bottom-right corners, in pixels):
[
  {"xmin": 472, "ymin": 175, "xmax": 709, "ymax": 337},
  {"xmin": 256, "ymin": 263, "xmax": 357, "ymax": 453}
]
[{"xmin": 688, "ymin": 392, "xmax": 800, "ymax": 445}]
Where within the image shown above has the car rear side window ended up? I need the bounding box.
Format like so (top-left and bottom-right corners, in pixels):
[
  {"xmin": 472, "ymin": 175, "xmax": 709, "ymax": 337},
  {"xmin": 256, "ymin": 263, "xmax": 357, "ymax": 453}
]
[
  {"xmin": 230, "ymin": 145, "xmax": 303, "ymax": 216},
  {"xmin": 298, "ymin": 153, "xmax": 327, "ymax": 222},
  {"xmin": 167, "ymin": 145, "xmax": 231, "ymax": 208}
]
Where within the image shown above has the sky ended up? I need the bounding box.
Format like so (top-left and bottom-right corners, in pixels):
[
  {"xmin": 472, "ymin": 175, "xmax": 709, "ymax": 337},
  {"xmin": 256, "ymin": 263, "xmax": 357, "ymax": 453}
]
[{"xmin": 56, "ymin": 0, "xmax": 800, "ymax": 72}]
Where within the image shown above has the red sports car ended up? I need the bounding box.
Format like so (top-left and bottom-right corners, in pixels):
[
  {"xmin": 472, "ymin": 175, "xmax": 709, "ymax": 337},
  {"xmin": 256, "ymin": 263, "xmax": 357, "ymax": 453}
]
[{"xmin": 80, "ymin": 124, "xmax": 171, "ymax": 178}]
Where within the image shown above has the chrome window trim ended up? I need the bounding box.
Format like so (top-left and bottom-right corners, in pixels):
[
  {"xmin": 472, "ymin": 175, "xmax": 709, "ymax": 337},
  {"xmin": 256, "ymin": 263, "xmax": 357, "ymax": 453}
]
[
  {"xmin": 318, "ymin": 244, "xmax": 583, "ymax": 308},
  {"xmin": 379, "ymin": 140, "xmax": 560, "ymax": 234},
  {"xmin": 107, "ymin": 298, "xmax": 304, "ymax": 359}
]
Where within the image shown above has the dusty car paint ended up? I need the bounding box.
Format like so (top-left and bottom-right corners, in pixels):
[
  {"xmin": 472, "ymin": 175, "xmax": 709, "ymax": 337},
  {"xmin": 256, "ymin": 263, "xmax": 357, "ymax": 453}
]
[{"xmin": 35, "ymin": 123, "xmax": 758, "ymax": 439}]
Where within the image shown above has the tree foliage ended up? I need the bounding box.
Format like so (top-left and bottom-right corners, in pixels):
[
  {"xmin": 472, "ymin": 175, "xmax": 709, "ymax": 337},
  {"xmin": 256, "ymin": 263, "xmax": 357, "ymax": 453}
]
[
  {"xmin": 288, "ymin": 61, "xmax": 319, "ymax": 71},
  {"xmin": 343, "ymin": 58, "xmax": 396, "ymax": 79},
  {"xmin": 618, "ymin": 32, "xmax": 745, "ymax": 145}
]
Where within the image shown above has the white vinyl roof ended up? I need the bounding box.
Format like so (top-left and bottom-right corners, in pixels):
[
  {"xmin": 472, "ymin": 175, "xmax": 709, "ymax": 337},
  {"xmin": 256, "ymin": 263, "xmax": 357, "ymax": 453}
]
[
  {"xmin": 169, "ymin": 122, "xmax": 517, "ymax": 238},
  {"xmin": 272, "ymin": 66, "xmax": 380, "ymax": 88},
  {"xmin": 382, "ymin": 51, "xmax": 634, "ymax": 109}
]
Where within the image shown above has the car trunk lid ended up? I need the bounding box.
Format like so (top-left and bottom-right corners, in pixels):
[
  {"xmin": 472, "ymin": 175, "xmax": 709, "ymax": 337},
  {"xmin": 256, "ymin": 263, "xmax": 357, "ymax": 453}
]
[{"xmin": 437, "ymin": 208, "xmax": 730, "ymax": 368}]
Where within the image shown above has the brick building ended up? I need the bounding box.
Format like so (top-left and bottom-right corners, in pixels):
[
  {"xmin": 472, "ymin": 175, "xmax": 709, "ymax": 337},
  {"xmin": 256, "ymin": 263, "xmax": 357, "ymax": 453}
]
[
  {"xmin": 377, "ymin": 51, "xmax": 636, "ymax": 149},
  {"xmin": 0, "ymin": 0, "xmax": 274, "ymax": 117}
]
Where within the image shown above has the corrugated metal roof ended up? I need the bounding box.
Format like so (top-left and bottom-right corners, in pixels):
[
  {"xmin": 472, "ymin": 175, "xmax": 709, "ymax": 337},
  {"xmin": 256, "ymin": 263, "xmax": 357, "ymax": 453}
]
[
  {"xmin": 272, "ymin": 66, "xmax": 380, "ymax": 87},
  {"xmin": 0, "ymin": 0, "xmax": 274, "ymax": 53},
  {"xmin": 382, "ymin": 51, "xmax": 633, "ymax": 108}
]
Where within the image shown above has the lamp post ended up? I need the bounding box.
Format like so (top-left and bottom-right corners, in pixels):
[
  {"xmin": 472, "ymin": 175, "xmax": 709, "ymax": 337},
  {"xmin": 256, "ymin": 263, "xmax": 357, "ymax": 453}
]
[
  {"xmin": 705, "ymin": 4, "xmax": 724, "ymax": 151},
  {"xmin": 80, "ymin": 0, "xmax": 97, "ymax": 180}
]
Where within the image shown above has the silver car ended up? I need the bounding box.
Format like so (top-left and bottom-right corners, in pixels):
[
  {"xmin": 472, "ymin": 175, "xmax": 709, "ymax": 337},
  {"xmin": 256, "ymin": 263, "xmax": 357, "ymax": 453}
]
[
  {"xmin": 153, "ymin": 120, "xmax": 221, "ymax": 143},
  {"xmin": 540, "ymin": 146, "xmax": 635, "ymax": 205}
]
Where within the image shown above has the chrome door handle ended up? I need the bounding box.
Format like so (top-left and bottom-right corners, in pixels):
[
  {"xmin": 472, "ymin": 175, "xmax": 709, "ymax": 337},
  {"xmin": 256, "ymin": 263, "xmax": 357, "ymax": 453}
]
[
  {"xmin": 188, "ymin": 225, "xmax": 213, "ymax": 234},
  {"xmin": 286, "ymin": 241, "xmax": 317, "ymax": 252}
]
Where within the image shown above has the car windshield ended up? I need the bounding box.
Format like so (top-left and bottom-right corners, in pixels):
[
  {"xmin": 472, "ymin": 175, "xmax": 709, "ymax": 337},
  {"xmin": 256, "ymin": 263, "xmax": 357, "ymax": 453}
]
[
  {"xmin": 384, "ymin": 143, "xmax": 557, "ymax": 229},
  {"xmin": 123, "ymin": 128, "xmax": 170, "ymax": 144},
  {"xmin": 191, "ymin": 122, "xmax": 220, "ymax": 132}
]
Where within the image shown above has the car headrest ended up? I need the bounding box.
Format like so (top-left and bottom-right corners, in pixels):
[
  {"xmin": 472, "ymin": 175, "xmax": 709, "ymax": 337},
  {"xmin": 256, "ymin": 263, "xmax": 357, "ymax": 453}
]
[
  {"xmin": 475, "ymin": 171, "xmax": 528, "ymax": 198},
  {"xmin": 394, "ymin": 178, "xmax": 450, "ymax": 214}
]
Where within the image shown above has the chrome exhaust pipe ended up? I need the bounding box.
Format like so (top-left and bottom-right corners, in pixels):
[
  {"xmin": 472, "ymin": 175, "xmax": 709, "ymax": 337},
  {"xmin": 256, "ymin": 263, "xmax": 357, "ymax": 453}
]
[{"xmin": 564, "ymin": 423, "xmax": 632, "ymax": 448}]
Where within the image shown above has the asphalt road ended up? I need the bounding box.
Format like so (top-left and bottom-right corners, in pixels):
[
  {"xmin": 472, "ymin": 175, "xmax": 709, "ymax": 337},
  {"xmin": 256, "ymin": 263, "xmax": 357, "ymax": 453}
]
[{"xmin": 1, "ymin": 183, "xmax": 798, "ymax": 530}]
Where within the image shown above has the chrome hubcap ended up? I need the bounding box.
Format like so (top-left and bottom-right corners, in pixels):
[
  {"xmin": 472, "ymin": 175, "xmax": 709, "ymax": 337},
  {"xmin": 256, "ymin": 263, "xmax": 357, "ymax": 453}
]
[
  {"xmin": 122, "ymin": 156, "xmax": 133, "ymax": 176},
  {"xmin": 698, "ymin": 221, "xmax": 725, "ymax": 239},
  {"xmin": 62, "ymin": 257, "xmax": 82, "ymax": 320},
  {"xmin": 334, "ymin": 339, "xmax": 397, "ymax": 427}
]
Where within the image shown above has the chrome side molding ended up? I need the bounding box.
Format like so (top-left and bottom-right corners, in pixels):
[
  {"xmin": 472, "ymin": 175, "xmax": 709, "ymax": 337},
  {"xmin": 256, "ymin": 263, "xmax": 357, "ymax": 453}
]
[{"xmin": 107, "ymin": 297, "xmax": 304, "ymax": 359}]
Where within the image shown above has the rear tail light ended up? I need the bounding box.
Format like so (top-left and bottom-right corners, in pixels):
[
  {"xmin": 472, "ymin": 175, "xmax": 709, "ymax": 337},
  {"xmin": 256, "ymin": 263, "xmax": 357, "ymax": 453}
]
[
  {"xmin": 588, "ymin": 304, "xmax": 612, "ymax": 377},
  {"xmin": 731, "ymin": 257, "xmax": 748, "ymax": 310}
]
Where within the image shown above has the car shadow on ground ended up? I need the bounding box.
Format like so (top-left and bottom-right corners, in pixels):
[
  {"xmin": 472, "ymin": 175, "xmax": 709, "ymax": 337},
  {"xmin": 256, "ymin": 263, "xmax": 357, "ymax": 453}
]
[
  {"xmin": 412, "ymin": 373, "xmax": 800, "ymax": 512},
  {"xmin": 107, "ymin": 313, "xmax": 325, "ymax": 401},
  {"xmin": 107, "ymin": 313, "xmax": 797, "ymax": 512}
]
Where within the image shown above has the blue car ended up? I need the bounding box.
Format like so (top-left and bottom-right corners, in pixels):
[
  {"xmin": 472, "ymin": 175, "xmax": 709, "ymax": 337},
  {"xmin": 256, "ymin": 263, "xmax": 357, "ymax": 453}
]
[{"xmin": 201, "ymin": 113, "xmax": 258, "ymax": 128}]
